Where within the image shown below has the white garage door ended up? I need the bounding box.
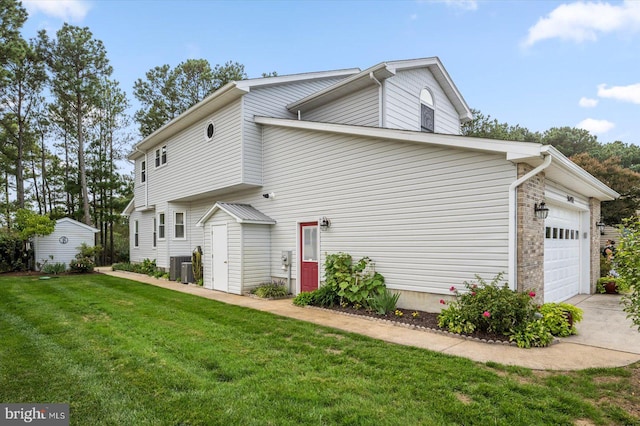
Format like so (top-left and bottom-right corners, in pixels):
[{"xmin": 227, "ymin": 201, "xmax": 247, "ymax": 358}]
[{"xmin": 544, "ymin": 206, "xmax": 581, "ymax": 302}]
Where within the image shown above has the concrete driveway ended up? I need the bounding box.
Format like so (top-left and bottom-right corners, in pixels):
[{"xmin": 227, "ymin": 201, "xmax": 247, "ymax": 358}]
[{"xmin": 564, "ymin": 294, "xmax": 640, "ymax": 354}]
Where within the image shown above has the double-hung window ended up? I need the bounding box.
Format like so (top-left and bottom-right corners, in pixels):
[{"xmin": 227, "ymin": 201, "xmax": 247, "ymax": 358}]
[
  {"xmin": 158, "ymin": 213, "xmax": 165, "ymax": 240},
  {"xmin": 155, "ymin": 145, "xmax": 167, "ymax": 167},
  {"xmin": 134, "ymin": 220, "xmax": 139, "ymax": 248},
  {"xmin": 174, "ymin": 212, "xmax": 185, "ymax": 239}
]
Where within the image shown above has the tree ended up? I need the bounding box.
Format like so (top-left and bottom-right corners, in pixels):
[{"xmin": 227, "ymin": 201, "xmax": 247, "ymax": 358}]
[
  {"xmin": 134, "ymin": 59, "xmax": 247, "ymax": 137},
  {"xmin": 0, "ymin": 38, "xmax": 47, "ymax": 209},
  {"xmin": 571, "ymin": 153, "xmax": 640, "ymax": 224},
  {"xmin": 541, "ymin": 127, "xmax": 600, "ymax": 158},
  {"xmin": 0, "ymin": 0, "xmax": 27, "ymax": 88},
  {"xmin": 593, "ymin": 141, "xmax": 640, "ymax": 173},
  {"xmin": 461, "ymin": 109, "xmax": 541, "ymax": 142},
  {"xmin": 38, "ymin": 24, "xmax": 113, "ymax": 225},
  {"xmin": 615, "ymin": 217, "xmax": 640, "ymax": 331},
  {"xmin": 13, "ymin": 208, "xmax": 54, "ymax": 240}
]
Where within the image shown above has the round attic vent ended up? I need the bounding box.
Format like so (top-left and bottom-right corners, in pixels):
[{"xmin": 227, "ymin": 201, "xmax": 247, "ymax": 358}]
[{"xmin": 205, "ymin": 121, "xmax": 215, "ymax": 141}]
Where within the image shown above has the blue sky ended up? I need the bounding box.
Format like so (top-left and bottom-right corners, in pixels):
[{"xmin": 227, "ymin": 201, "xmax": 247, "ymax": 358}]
[{"xmin": 19, "ymin": 0, "xmax": 640, "ymax": 146}]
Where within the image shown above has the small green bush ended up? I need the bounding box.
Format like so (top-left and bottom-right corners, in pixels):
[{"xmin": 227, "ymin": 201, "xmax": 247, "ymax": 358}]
[
  {"xmin": 42, "ymin": 262, "xmax": 67, "ymax": 275},
  {"xmin": 367, "ymin": 289, "xmax": 400, "ymax": 315},
  {"xmin": 509, "ymin": 319, "xmax": 555, "ymax": 348},
  {"xmin": 617, "ymin": 217, "xmax": 640, "ymax": 330},
  {"xmin": 324, "ymin": 252, "xmax": 385, "ymax": 306},
  {"xmin": 311, "ymin": 284, "xmax": 340, "ymax": 307},
  {"xmin": 538, "ymin": 303, "xmax": 583, "ymax": 337},
  {"xmin": 251, "ymin": 281, "xmax": 289, "ymax": 299},
  {"xmin": 293, "ymin": 292, "xmax": 314, "ymax": 306},
  {"xmin": 69, "ymin": 257, "xmax": 94, "ymax": 273}
]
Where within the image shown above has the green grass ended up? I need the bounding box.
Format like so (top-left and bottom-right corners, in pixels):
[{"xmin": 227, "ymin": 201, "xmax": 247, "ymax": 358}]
[{"xmin": 1, "ymin": 275, "xmax": 638, "ymax": 425}]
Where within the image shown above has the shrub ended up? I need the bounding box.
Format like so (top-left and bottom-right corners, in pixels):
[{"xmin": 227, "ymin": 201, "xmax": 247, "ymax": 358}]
[
  {"xmin": 616, "ymin": 217, "xmax": 640, "ymax": 330},
  {"xmin": 367, "ymin": 289, "xmax": 400, "ymax": 315},
  {"xmin": 509, "ymin": 319, "xmax": 555, "ymax": 348},
  {"xmin": 42, "ymin": 262, "xmax": 67, "ymax": 275},
  {"xmin": 251, "ymin": 281, "xmax": 289, "ymax": 299},
  {"xmin": 324, "ymin": 253, "xmax": 385, "ymax": 306},
  {"xmin": 0, "ymin": 230, "xmax": 27, "ymax": 272},
  {"xmin": 293, "ymin": 292, "xmax": 314, "ymax": 307},
  {"xmin": 438, "ymin": 273, "xmax": 538, "ymax": 336},
  {"xmin": 69, "ymin": 257, "xmax": 95, "ymax": 273},
  {"xmin": 310, "ymin": 284, "xmax": 340, "ymax": 307},
  {"xmin": 192, "ymin": 246, "xmax": 203, "ymax": 283},
  {"xmin": 539, "ymin": 303, "xmax": 583, "ymax": 337}
]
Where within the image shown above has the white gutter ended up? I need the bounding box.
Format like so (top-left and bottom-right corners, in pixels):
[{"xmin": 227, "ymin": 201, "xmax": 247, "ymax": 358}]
[
  {"xmin": 508, "ymin": 153, "xmax": 552, "ymax": 290},
  {"xmin": 369, "ymin": 72, "xmax": 383, "ymax": 127}
]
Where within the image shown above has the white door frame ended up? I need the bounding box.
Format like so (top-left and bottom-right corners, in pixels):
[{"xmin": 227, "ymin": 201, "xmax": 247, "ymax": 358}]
[{"xmin": 211, "ymin": 222, "xmax": 229, "ymax": 292}]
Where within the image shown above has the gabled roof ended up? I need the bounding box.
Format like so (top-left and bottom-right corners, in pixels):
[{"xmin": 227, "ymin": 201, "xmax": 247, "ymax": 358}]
[
  {"xmin": 253, "ymin": 116, "xmax": 619, "ymax": 201},
  {"xmin": 286, "ymin": 57, "xmax": 473, "ymax": 122},
  {"xmin": 127, "ymin": 68, "xmax": 359, "ymax": 161},
  {"xmin": 196, "ymin": 202, "xmax": 276, "ymax": 227},
  {"xmin": 56, "ymin": 217, "xmax": 100, "ymax": 233}
]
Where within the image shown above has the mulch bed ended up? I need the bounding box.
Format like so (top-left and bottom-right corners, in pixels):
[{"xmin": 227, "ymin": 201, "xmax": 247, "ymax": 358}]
[{"xmin": 323, "ymin": 305, "xmax": 514, "ymax": 344}]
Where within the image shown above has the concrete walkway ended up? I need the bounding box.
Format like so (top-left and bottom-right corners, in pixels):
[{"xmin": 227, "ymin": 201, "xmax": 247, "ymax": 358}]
[{"xmin": 95, "ymin": 267, "xmax": 640, "ymax": 371}]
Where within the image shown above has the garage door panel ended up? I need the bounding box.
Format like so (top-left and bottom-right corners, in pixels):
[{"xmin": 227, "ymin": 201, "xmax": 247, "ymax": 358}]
[{"xmin": 544, "ymin": 206, "xmax": 581, "ymax": 303}]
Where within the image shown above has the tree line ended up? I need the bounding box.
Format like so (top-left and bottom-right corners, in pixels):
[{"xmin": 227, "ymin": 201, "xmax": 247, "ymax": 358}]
[
  {"xmin": 0, "ymin": 0, "xmax": 254, "ymax": 266},
  {"xmin": 462, "ymin": 110, "xmax": 640, "ymax": 225}
]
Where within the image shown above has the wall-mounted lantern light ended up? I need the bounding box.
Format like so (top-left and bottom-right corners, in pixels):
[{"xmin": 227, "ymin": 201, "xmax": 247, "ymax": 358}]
[
  {"xmin": 534, "ymin": 202, "xmax": 549, "ymax": 220},
  {"xmin": 596, "ymin": 220, "xmax": 606, "ymax": 235},
  {"xmin": 319, "ymin": 216, "xmax": 331, "ymax": 231}
]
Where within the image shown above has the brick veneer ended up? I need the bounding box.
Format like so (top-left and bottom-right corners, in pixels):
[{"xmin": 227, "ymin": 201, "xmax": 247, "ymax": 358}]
[
  {"xmin": 516, "ymin": 164, "xmax": 545, "ymax": 301},
  {"xmin": 589, "ymin": 198, "xmax": 601, "ymax": 293}
]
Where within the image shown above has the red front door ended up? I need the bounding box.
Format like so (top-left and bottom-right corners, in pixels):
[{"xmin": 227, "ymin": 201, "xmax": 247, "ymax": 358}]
[{"xmin": 300, "ymin": 222, "xmax": 319, "ymax": 292}]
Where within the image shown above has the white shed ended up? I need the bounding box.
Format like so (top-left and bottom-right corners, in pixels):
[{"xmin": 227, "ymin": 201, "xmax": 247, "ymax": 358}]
[{"xmin": 33, "ymin": 218, "xmax": 99, "ymax": 270}]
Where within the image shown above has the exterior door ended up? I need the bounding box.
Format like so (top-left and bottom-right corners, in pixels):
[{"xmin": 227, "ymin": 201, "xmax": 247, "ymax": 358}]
[
  {"xmin": 544, "ymin": 206, "xmax": 581, "ymax": 302},
  {"xmin": 300, "ymin": 222, "xmax": 319, "ymax": 292},
  {"xmin": 211, "ymin": 224, "xmax": 228, "ymax": 292}
]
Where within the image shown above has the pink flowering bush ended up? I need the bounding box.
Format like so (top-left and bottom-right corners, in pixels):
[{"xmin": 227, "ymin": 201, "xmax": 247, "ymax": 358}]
[{"xmin": 438, "ymin": 272, "xmax": 540, "ymax": 338}]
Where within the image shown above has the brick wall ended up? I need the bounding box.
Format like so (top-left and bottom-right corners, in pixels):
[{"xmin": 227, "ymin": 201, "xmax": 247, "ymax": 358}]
[
  {"xmin": 516, "ymin": 164, "xmax": 545, "ymax": 302},
  {"xmin": 589, "ymin": 198, "xmax": 601, "ymax": 293}
]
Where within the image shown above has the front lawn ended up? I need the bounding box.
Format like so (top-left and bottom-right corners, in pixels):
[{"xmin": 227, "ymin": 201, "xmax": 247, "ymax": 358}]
[{"xmin": 0, "ymin": 274, "xmax": 638, "ymax": 425}]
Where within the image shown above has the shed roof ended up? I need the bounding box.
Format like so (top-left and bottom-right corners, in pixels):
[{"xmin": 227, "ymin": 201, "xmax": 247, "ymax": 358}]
[{"xmin": 196, "ymin": 203, "xmax": 276, "ymax": 226}]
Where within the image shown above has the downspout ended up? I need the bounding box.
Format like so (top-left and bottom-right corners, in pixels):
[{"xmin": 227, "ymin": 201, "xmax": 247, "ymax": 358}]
[
  {"xmin": 369, "ymin": 72, "xmax": 383, "ymax": 127},
  {"xmin": 508, "ymin": 153, "xmax": 552, "ymax": 290}
]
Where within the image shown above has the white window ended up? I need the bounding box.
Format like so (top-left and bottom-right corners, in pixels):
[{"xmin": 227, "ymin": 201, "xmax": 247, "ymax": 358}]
[
  {"xmin": 134, "ymin": 220, "xmax": 139, "ymax": 248},
  {"xmin": 174, "ymin": 211, "xmax": 185, "ymax": 239},
  {"xmin": 420, "ymin": 87, "xmax": 435, "ymax": 133},
  {"xmin": 141, "ymin": 160, "xmax": 146, "ymax": 183},
  {"xmin": 155, "ymin": 145, "xmax": 167, "ymax": 167},
  {"xmin": 158, "ymin": 213, "xmax": 165, "ymax": 240}
]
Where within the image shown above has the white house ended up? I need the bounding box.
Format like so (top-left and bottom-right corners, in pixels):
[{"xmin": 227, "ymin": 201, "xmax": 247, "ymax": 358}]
[
  {"xmin": 123, "ymin": 57, "xmax": 618, "ymax": 310},
  {"xmin": 33, "ymin": 217, "xmax": 99, "ymax": 270}
]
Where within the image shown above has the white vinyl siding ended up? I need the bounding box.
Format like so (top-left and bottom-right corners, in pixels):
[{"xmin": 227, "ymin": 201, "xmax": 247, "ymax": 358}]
[
  {"xmin": 242, "ymin": 77, "xmax": 350, "ymax": 185},
  {"xmin": 145, "ymin": 99, "xmax": 244, "ymax": 205},
  {"xmin": 241, "ymin": 224, "xmax": 272, "ymax": 293},
  {"xmin": 304, "ymin": 85, "xmax": 379, "ymax": 126},
  {"xmin": 33, "ymin": 219, "xmax": 97, "ymax": 271},
  {"xmin": 223, "ymin": 126, "xmax": 515, "ymax": 294},
  {"xmin": 385, "ymin": 68, "xmax": 461, "ymax": 134},
  {"xmin": 200, "ymin": 209, "xmax": 272, "ymax": 294},
  {"xmin": 128, "ymin": 210, "xmax": 157, "ymax": 263}
]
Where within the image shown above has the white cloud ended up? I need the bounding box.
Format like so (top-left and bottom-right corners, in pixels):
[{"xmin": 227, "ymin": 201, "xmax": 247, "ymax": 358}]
[
  {"xmin": 597, "ymin": 82, "xmax": 640, "ymax": 104},
  {"xmin": 22, "ymin": 0, "xmax": 91, "ymax": 22},
  {"xmin": 410, "ymin": 13, "xmax": 418, "ymax": 21},
  {"xmin": 578, "ymin": 97, "xmax": 598, "ymax": 108},
  {"xmin": 576, "ymin": 118, "xmax": 615, "ymax": 134},
  {"xmin": 523, "ymin": 0, "xmax": 640, "ymax": 47},
  {"xmin": 420, "ymin": 0, "xmax": 478, "ymax": 11},
  {"xmin": 442, "ymin": 0, "xmax": 478, "ymax": 10}
]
